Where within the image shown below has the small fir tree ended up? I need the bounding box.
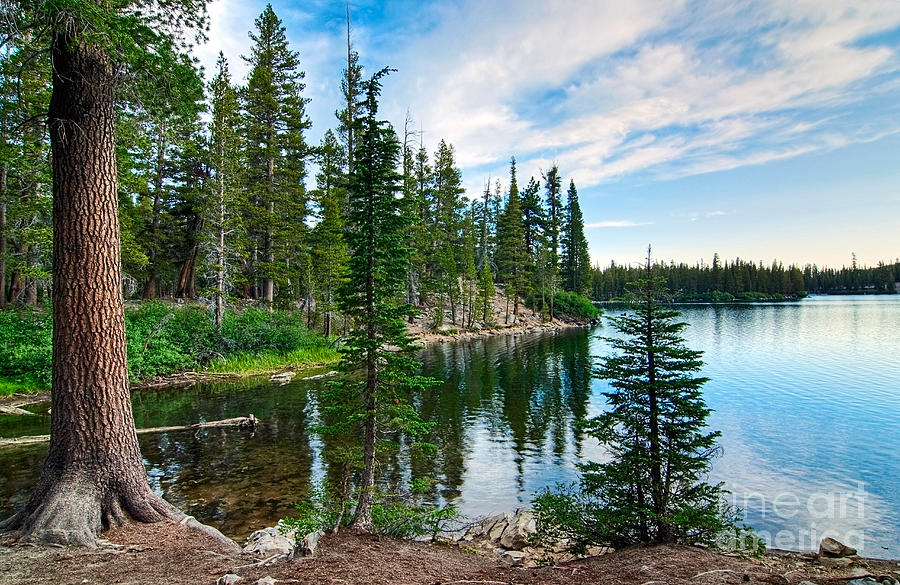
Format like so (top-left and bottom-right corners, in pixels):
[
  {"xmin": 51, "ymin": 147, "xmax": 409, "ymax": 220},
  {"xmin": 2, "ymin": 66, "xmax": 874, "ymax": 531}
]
[
  {"xmin": 536, "ymin": 250, "xmax": 731, "ymax": 549},
  {"xmin": 330, "ymin": 68, "xmax": 435, "ymax": 532}
]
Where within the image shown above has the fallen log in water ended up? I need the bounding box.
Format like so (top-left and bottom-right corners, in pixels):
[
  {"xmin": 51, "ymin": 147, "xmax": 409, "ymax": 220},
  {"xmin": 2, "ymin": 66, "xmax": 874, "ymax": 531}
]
[
  {"xmin": 0, "ymin": 405, "xmax": 38, "ymax": 416},
  {"xmin": 0, "ymin": 414, "xmax": 259, "ymax": 448}
]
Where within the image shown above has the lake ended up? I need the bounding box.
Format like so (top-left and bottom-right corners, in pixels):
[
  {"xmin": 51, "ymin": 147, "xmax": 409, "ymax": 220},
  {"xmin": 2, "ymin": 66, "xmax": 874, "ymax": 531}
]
[{"xmin": 1, "ymin": 295, "xmax": 897, "ymax": 557}]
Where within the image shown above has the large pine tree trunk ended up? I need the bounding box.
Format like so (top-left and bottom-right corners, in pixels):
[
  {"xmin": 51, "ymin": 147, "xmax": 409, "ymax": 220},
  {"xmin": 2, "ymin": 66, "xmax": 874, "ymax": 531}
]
[{"xmin": 1, "ymin": 36, "xmax": 189, "ymax": 547}]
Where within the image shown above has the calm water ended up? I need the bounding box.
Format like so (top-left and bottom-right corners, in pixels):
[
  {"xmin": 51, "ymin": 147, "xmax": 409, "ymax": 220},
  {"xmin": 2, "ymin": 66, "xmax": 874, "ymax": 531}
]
[{"xmin": 1, "ymin": 296, "xmax": 897, "ymax": 556}]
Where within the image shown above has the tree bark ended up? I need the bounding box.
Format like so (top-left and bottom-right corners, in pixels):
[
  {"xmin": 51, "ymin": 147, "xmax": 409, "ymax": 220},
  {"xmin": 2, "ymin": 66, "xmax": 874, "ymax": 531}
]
[{"xmin": 0, "ymin": 36, "xmax": 181, "ymax": 547}]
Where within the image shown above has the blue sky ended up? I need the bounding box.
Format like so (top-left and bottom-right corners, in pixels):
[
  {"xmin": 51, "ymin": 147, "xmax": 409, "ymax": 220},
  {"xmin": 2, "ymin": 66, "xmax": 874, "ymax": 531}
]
[{"xmin": 195, "ymin": 0, "xmax": 900, "ymax": 269}]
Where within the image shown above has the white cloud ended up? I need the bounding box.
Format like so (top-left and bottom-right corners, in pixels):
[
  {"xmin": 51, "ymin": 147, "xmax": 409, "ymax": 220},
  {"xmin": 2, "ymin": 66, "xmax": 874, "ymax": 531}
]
[
  {"xmin": 199, "ymin": 0, "xmax": 900, "ymax": 198},
  {"xmin": 375, "ymin": 0, "xmax": 900, "ymax": 189}
]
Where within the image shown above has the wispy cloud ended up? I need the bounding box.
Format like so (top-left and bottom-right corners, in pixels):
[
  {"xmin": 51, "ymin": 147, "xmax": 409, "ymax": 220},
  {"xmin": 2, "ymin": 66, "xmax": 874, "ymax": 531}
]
[{"xmin": 371, "ymin": 0, "xmax": 900, "ymax": 192}]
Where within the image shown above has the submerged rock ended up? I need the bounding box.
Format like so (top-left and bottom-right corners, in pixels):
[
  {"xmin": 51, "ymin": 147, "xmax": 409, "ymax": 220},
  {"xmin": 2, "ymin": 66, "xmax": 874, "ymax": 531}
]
[{"xmin": 270, "ymin": 372, "xmax": 296, "ymax": 385}]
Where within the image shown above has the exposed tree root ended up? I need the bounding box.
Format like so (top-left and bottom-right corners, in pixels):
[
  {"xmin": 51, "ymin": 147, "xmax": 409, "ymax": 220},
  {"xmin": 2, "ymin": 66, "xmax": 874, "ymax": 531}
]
[{"xmin": 1, "ymin": 468, "xmax": 239, "ymax": 552}]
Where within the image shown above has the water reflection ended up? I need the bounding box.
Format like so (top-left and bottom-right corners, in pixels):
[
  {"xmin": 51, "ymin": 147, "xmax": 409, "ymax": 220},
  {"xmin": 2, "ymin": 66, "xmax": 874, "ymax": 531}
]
[{"xmin": 1, "ymin": 297, "xmax": 898, "ymax": 557}]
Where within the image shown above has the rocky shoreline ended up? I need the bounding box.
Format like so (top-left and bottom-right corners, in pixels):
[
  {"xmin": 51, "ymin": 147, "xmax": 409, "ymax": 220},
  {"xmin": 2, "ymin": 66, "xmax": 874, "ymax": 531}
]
[{"xmin": 223, "ymin": 512, "xmax": 900, "ymax": 585}]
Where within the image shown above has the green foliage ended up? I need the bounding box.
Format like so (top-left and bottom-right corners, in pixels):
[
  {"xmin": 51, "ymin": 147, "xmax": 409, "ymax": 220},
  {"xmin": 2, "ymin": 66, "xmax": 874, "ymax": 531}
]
[
  {"xmin": 283, "ymin": 480, "xmax": 460, "ymax": 540},
  {"xmin": 125, "ymin": 302, "xmax": 218, "ymax": 378},
  {"xmin": 220, "ymin": 308, "xmax": 325, "ymax": 354},
  {"xmin": 281, "ymin": 480, "xmax": 341, "ymax": 537},
  {"xmin": 560, "ymin": 180, "xmax": 591, "ymax": 295},
  {"xmin": 372, "ymin": 498, "xmax": 459, "ymax": 540},
  {"xmin": 0, "ymin": 309, "xmax": 53, "ymax": 389},
  {"xmin": 0, "ymin": 302, "xmax": 336, "ymax": 393},
  {"xmin": 528, "ymin": 290, "xmax": 600, "ymax": 320},
  {"xmin": 592, "ymin": 256, "xmax": 812, "ymax": 301}
]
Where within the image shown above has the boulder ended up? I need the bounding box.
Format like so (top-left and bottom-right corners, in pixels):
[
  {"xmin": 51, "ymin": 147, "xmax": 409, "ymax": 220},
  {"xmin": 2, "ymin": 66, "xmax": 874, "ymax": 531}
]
[
  {"xmin": 820, "ymin": 556, "xmax": 854, "ymax": 568},
  {"xmin": 499, "ymin": 509, "xmax": 537, "ymax": 550},
  {"xmin": 819, "ymin": 536, "xmax": 857, "ymax": 557},
  {"xmin": 243, "ymin": 527, "xmax": 296, "ymax": 558},
  {"xmin": 254, "ymin": 578, "xmax": 277, "ymax": 585},
  {"xmin": 494, "ymin": 548, "xmax": 526, "ymax": 566},
  {"xmin": 487, "ymin": 514, "xmax": 511, "ymax": 542},
  {"xmin": 297, "ymin": 530, "xmax": 324, "ymax": 556},
  {"xmin": 217, "ymin": 575, "xmax": 242, "ymax": 585}
]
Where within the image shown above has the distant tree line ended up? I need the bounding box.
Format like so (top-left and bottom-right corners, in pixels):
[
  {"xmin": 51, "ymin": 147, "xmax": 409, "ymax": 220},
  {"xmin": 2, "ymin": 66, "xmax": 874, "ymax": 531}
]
[
  {"xmin": 0, "ymin": 5, "xmax": 592, "ymax": 326},
  {"xmin": 802, "ymin": 260, "xmax": 899, "ymax": 295},
  {"xmin": 592, "ymin": 255, "xmax": 899, "ymax": 301}
]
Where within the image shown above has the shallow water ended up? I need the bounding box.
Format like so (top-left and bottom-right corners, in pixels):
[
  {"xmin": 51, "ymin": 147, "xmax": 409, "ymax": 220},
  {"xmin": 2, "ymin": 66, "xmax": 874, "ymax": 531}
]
[{"xmin": 0, "ymin": 296, "xmax": 897, "ymax": 556}]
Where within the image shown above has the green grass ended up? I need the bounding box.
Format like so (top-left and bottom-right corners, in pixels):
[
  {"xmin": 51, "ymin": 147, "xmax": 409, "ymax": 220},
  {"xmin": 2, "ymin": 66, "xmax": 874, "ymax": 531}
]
[
  {"xmin": 0, "ymin": 375, "xmax": 47, "ymax": 395},
  {"xmin": 205, "ymin": 347, "xmax": 340, "ymax": 375}
]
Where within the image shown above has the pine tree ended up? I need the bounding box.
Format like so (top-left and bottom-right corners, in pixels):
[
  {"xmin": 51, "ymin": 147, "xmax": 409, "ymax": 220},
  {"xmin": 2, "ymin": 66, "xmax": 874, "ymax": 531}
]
[
  {"xmin": 207, "ymin": 53, "xmax": 244, "ymax": 330},
  {"xmin": 0, "ymin": 0, "xmax": 234, "ymax": 548},
  {"xmin": 520, "ymin": 176, "xmax": 544, "ymax": 314},
  {"xmin": 536, "ymin": 250, "xmax": 730, "ymax": 551},
  {"xmin": 430, "ymin": 140, "xmax": 465, "ymax": 325},
  {"xmin": 560, "ymin": 179, "xmax": 591, "ymax": 294},
  {"xmin": 125, "ymin": 51, "xmax": 205, "ymax": 299},
  {"xmin": 242, "ymin": 5, "xmax": 310, "ymax": 306},
  {"xmin": 495, "ymin": 158, "xmax": 527, "ymax": 322},
  {"xmin": 543, "ymin": 164, "xmax": 563, "ymax": 319},
  {"xmin": 583, "ymin": 250, "xmax": 725, "ymax": 544},
  {"xmin": 310, "ymin": 130, "xmax": 348, "ymax": 337},
  {"xmin": 334, "ymin": 68, "xmax": 433, "ymax": 531},
  {"xmin": 0, "ymin": 21, "xmax": 52, "ymax": 306}
]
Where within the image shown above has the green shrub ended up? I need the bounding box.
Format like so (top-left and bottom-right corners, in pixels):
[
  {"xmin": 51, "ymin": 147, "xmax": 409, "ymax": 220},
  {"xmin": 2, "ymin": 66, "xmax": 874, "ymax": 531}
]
[
  {"xmin": 0, "ymin": 309, "xmax": 53, "ymax": 388},
  {"xmin": 528, "ymin": 290, "xmax": 600, "ymax": 320},
  {"xmin": 371, "ymin": 498, "xmax": 459, "ymax": 540},
  {"xmin": 281, "ymin": 480, "xmax": 341, "ymax": 537},
  {"xmin": 282, "ymin": 480, "xmax": 460, "ymax": 541},
  {"xmin": 125, "ymin": 302, "xmax": 219, "ymax": 379},
  {"xmin": 221, "ymin": 308, "xmax": 323, "ymax": 354},
  {"xmin": 0, "ymin": 302, "xmax": 335, "ymax": 393}
]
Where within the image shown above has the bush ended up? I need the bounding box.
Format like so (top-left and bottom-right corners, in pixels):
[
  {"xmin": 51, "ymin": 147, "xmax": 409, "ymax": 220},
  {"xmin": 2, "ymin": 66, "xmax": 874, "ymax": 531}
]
[
  {"xmin": 0, "ymin": 302, "xmax": 335, "ymax": 392},
  {"xmin": 282, "ymin": 480, "xmax": 460, "ymax": 541},
  {"xmin": 0, "ymin": 309, "xmax": 53, "ymax": 388},
  {"xmin": 125, "ymin": 302, "xmax": 219, "ymax": 379},
  {"xmin": 528, "ymin": 290, "xmax": 600, "ymax": 320},
  {"xmin": 221, "ymin": 308, "xmax": 323, "ymax": 354}
]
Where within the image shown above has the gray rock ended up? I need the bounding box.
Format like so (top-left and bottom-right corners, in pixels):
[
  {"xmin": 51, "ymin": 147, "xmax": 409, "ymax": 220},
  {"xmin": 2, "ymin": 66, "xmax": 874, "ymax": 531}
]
[
  {"xmin": 217, "ymin": 575, "xmax": 242, "ymax": 585},
  {"xmin": 253, "ymin": 578, "xmax": 277, "ymax": 585},
  {"xmin": 499, "ymin": 509, "xmax": 537, "ymax": 550},
  {"xmin": 847, "ymin": 580, "xmax": 879, "ymax": 585},
  {"xmin": 487, "ymin": 514, "xmax": 510, "ymax": 542},
  {"xmin": 297, "ymin": 530, "xmax": 324, "ymax": 556},
  {"xmin": 243, "ymin": 527, "xmax": 296, "ymax": 558},
  {"xmin": 819, "ymin": 536, "xmax": 857, "ymax": 557},
  {"xmin": 494, "ymin": 548, "xmax": 526, "ymax": 566},
  {"xmin": 850, "ymin": 567, "xmax": 873, "ymax": 578},
  {"xmin": 270, "ymin": 371, "xmax": 296, "ymax": 385},
  {"xmin": 797, "ymin": 581, "xmax": 819, "ymax": 585}
]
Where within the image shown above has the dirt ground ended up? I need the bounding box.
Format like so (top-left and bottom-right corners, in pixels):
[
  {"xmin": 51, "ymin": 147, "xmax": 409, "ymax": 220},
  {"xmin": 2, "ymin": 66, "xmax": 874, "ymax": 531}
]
[{"xmin": 1, "ymin": 521, "xmax": 898, "ymax": 585}]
